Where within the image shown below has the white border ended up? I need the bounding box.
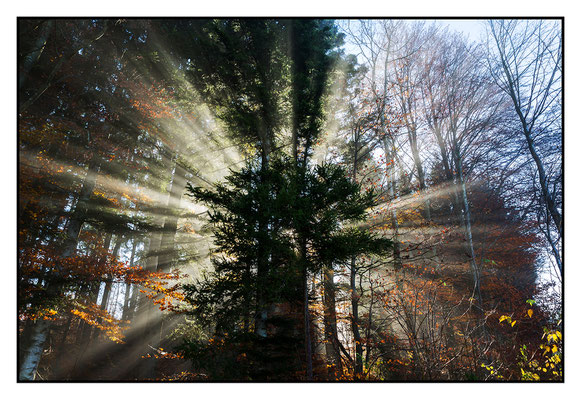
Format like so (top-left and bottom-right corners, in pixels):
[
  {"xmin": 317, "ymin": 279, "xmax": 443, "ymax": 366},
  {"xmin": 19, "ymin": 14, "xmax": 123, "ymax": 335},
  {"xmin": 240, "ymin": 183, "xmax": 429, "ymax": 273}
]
[{"xmin": 4, "ymin": 1, "xmax": 579, "ymax": 397}]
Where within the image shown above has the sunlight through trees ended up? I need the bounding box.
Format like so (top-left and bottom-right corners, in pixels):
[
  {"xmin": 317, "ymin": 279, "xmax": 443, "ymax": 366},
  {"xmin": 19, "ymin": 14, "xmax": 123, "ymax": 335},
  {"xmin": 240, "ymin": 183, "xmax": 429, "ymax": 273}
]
[{"xmin": 18, "ymin": 18, "xmax": 562, "ymax": 382}]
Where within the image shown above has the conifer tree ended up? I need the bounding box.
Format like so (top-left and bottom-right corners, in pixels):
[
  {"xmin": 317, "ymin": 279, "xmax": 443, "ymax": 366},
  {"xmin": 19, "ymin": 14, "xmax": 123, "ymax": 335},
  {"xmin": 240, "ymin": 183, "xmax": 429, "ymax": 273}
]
[{"xmin": 182, "ymin": 156, "xmax": 390, "ymax": 379}]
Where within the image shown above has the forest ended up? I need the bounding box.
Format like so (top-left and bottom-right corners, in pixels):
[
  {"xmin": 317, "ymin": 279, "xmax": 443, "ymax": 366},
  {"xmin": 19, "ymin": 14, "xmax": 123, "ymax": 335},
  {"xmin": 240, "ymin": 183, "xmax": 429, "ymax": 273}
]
[{"xmin": 17, "ymin": 18, "xmax": 563, "ymax": 382}]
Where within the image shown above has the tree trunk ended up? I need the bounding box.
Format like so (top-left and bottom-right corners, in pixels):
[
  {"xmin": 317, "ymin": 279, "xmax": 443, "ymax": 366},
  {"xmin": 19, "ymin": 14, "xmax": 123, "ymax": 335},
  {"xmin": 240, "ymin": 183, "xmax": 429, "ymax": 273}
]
[
  {"xmin": 452, "ymin": 139, "xmax": 482, "ymax": 308},
  {"xmin": 99, "ymin": 236, "xmax": 124, "ymax": 313},
  {"xmin": 350, "ymin": 257, "xmax": 363, "ymax": 377},
  {"xmin": 407, "ymin": 126, "xmax": 431, "ymax": 220},
  {"xmin": 495, "ymin": 38, "xmax": 562, "ymax": 247},
  {"xmin": 522, "ymin": 124, "xmax": 562, "ymax": 247},
  {"xmin": 18, "ymin": 319, "xmax": 50, "ymax": 380},
  {"xmin": 77, "ymin": 232, "xmax": 113, "ymax": 347},
  {"xmin": 255, "ymin": 162, "xmax": 271, "ymax": 339},
  {"xmin": 122, "ymin": 239, "xmax": 138, "ymax": 321},
  {"xmin": 323, "ymin": 266, "xmax": 342, "ymax": 376},
  {"xmin": 383, "ymin": 138, "xmax": 402, "ymax": 270},
  {"xmin": 156, "ymin": 161, "xmax": 187, "ymax": 274},
  {"xmin": 303, "ymin": 257, "xmax": 313, "ymax": 380},
  {"xmin": 140, "ymin": 157, "xmax": 187, "ymax": 378}
]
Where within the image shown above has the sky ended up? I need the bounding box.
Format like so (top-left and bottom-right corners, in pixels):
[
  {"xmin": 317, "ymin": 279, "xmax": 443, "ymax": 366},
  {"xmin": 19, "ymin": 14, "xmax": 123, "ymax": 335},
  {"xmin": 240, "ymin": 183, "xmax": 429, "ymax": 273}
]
[
  {"xmin": 340, "ymin": 19, "xmax": 489, "ymax": 64},
  {"xmin": 442, "ymin": 19, "xmax": 487, "ymax": 42}
]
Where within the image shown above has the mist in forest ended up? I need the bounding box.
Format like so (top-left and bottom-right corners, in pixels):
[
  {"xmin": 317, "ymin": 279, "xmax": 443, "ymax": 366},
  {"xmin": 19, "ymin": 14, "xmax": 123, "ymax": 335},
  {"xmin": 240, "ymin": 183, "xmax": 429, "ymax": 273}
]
[{"xmin": 18, "ymin": 18, "xmax": 562, "ymax": 382}]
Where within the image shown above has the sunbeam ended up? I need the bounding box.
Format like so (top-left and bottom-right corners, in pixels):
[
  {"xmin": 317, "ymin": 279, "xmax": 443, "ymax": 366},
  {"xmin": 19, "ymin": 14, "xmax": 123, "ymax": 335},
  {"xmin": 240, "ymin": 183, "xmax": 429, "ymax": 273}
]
[{"xmin": 18, "ymin": 18, "xmax": 562, "ymax": 382}]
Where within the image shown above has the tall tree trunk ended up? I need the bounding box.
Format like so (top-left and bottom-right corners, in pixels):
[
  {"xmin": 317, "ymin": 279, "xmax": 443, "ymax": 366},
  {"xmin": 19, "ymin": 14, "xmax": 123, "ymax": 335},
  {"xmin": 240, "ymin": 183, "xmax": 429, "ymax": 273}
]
[
  {"xmin": 383, "ymin": 138, "xmax": 402, "ymax": 270},
  {"xmin": 141, "ymin": 156, "xmax": 187, "ymax": 378},
  {"xmin": 431, "ymin": 123, "xmax": 463, "ymax": 225},
  {"xmin": 77, "ymin": 232, "xmax": 113, "ymax": 347},
  {"xmin": 452, "ymin": 138, "xmax": 482, "ymax": 308},
  {"xmin": 135, "ymin": 224, "xmax": 161, "ymax": 319},
  {"xmin": 99, "ymin": 237, "xmax": 124, "ymax": 310},
  {"xmin": 303, "ymin": 256, "xmax": 313, "ymax": 380},
  {"xmin": 522, "ymin": 124, "xmax": 562, "ymax": 269},
  {"xmin": 323, "ymin": 266, "xmax": 342, "ymax": 376},
  {"xmin": 379, "ymin": 63, "xmax": 402, "ymax": 269},
  {"xmin": 350, "ymin": 257, "xmax": 363, "ymax": 376},
  {"xmin": 156, "ymin": 161, "xmax": 187, "ymax": 274},
  {"xmin": 122, "ymin": 239, "xmax": 138, "ymax": 321},
  {"xmin": 393, "ymin": 57, "xmax": 431, "ymax": 221},
  {"xmin": 289, "ymin": 19, "xmax": 300, "ymax": 163},
  {"xmin": 407, "ymin": 126, "xmax": 431, "ymax": 220},
  {"xmin": 364, "ymin": 273, "xmax": 374, "ymax": 370},
  {"xmin": 347, "ymin": 139, "xmax": 364, "ymax": 377},
  {"xmin": 18, "ymin": 319, "xmax": 50, "ymax": 381},
  {"xmin": 92, "ymin": 236, "xmax": 124, "ymax": 339},
  {"xmin": 254, "ymin": 215, "xmax": 269, "ymax": 338},
  {"xmin": 137, "ymin": 235, "xmax": 163, "ymax": 379},
  {"xmin": 255, "ymin": 130, "xmax": 274, "ymax": 339}
]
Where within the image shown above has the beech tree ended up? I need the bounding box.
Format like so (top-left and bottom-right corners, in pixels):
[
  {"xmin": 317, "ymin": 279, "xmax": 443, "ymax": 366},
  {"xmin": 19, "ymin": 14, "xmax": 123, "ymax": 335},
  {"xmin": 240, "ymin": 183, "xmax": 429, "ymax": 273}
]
[{"xmin": 485, "ymin": 20, "xmax": 562, "ymax": 276}]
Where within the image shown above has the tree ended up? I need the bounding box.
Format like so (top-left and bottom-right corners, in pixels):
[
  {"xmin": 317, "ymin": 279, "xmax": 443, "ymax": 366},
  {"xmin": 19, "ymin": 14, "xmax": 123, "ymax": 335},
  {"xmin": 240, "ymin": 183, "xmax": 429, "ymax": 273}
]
[
  {"xmin": 419, "ymin": 31, "xmax": 505, "ymax": 309},
  {"xmin": 485, "ymin": 20, "xmax": 562, "ymax": 275},
  {"xmin": 182, "ymin": 156, "xmax": 390, "ymax": 379},
  {"xmin": 159, "ymin": 19, "xmax": 290, "ymax": 168}
]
